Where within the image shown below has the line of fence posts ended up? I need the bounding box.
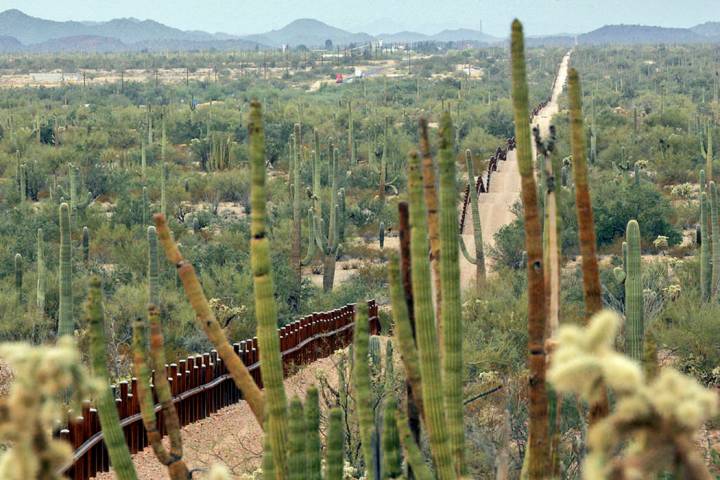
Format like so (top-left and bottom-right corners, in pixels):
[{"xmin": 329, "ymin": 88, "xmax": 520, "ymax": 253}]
[
  {"xmin": 58, "ymin": 300, "xmax": 380, "ymax": 480},
  {"xmin": 458, "ymin": 96, "xmax": 553, "ymax": 233}
]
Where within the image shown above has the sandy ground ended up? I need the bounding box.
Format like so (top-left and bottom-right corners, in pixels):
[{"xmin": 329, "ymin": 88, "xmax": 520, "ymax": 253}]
[
  {"xmin": 459, "ymin": 52, "xmax": 572, "ymax": 287},
  {"xmin": 94, "ymin": 348, "xmax": 351, "ymax": 479}
]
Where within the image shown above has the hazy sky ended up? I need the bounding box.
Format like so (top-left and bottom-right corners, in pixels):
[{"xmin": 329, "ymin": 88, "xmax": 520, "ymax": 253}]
[{"xmin": 0, "ymin": 0, "xmax": 718, "ymax": 37}]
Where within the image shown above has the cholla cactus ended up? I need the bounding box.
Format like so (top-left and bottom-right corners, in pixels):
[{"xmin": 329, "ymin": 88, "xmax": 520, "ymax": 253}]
[
  {"xmin": 653, "ymin": 235, "xmax": 669, "ymax": 251},
  {"xmin": 0, "ymin": 337, "xmax": 95, "ymax": 480},
  {"xmin": 548, "ymin": 310, "xmax": 717, "ymax": 479}
]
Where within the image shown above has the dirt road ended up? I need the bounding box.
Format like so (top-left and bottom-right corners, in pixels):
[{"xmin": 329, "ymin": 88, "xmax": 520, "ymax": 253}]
[{"xmin": 459, "ymin": 51, "xmax": 572, "ymax": 286}]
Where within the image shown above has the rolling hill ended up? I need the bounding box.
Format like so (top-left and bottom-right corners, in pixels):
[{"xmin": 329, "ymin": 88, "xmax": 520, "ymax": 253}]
[
  {"xmin": 0, "ymin": 9, "xmax": 719, "ymax": 54},
  {"xmin": 244, "ymin": 18, "xmax": 373, "ymax": 47}
]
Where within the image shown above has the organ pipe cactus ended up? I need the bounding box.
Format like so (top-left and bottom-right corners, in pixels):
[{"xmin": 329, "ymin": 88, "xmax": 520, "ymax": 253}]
[
  {"xmin": 249, "ymin": 101, "xmax": 289, "ymax": 478},
  {"xmin": 36, "ymin": 228, "xmax": 45, "ymax": 313},
  {"xmin": 711, "ymin": 181, "xmax": 720, "ymax": 298},
  {"xmin": 406, "ymin": 150, "xmax": 454, "ymax": 479},
  {"xmin": 58, "ymin": 203, "xmax": 73, "ymax": 338},
  {"xmin": 325, "ymin": 408, "xmax": 345, "ymax": 480},
  {"xmin": 288, "ymin": 397, "xmax": 306, "ymax": 480},
  {"xmin": 142, "ymin": 186, "xmax": 149, "ymax": 226},
  {"xmin": 381, "ymin": 397, "xmax": 402, "ymax": 479},
  {"xmin": 437, "ymin": 111, "xmax": 465, "ymax": 474},
  {"xmin": 148, "ymin": 226, "xmax": 160, "ymax": 306},
  {"xmin": 353, "ymin": 303, "xmax": 377, "ymax": 480},
  {"xmin": 418, "ymin": 118, "xmax": 443, "ymax": 327},
  {"xmin": 87, "ymin": 277, "xmax": 138, "ymax": 480},
  {"xmin": 396, "ymin": 410, "xmax": 434, "ymax": 480},
  {"xmin": 305, "ymin": 387, "xmax": 322, "ymax": 480},
  {"xmin": 132, "ymin": 307, "xmax": 190, "ymax": 480},
  {"xmin": 459, "ymin": 149, "xmax": 486, "ymax": 291},
  {"xmin": 511, "ymin": 20, "xmax": 549, "ymax": 475},
  {"xmin": 387, "ymin": 254, "xmax": 425, "ymax": 418},
  {"xmin": 379, "ymin": 222, "xmax": 385, "ymax": 249},
  {"xmin": 154, "ymin": 213, "xmax": 265, "ymax": 424},
  {"xmin": 569, "ymin": 62, "xmax": 609, "ymax": 426},
  {"xmin": 14, "ymin": 253, "xmax": 22, "ymax": 304}
]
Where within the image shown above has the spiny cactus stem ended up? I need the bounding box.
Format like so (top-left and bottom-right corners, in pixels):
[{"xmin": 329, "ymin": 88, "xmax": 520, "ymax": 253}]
[
  {"xmin": 438, "ymin": 112, "xmax": 465, "ymax": 474},
  {"xmin": 511, "ymin": 20, "xmax": 549, "ymax": 477},
  {"xmin": 407, "ymin": 150, "xmax": 454, "ymax": 479},
  {"xmin": 153, "ymin": 213, "xmax": 265, "ymax": 425},
  {"xmin": 249, "ymin": 100, "xmax": 289, "ymax": 478},
  {"xmin": 418, "ymin": 118, "xmax": 443, "ymax": 337},
  {"xmin": 58, "ymin": 202, "xmax": 74, "ymax": 337}
]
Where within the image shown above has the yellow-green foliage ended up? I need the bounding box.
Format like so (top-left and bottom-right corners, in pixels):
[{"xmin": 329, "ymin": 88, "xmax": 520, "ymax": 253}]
[{"xmin": 0, "ymin": 338, "xmax": 94, "ymax": 480}]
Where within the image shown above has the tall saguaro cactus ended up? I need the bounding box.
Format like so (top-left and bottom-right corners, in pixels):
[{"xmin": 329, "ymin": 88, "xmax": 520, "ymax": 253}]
[
  {"xmin": 711, "ymin": 181, "xmax": 720, "ymax": 298},
  {"xmin": 700, "ymin": 170, "xmax": 711, "ymax": 301},
  {"xmin": 291, "ymin": 124, "xmax": 302, "ymax": 308},
  {"xmin": 82, "ymin": 226, "xmax": 90, "ymax": 265},
  {"xmin": 58, "ymin": 203, "xmax": 73, "ymax": 337},
  {"xmin": 14, "ymin": 253, "xmax": 22, "ymax": 304},
  {"xmin": 459, "ymin": 149, "xmax": 486, "ymax": 291},
  {"xmin": 511, "ymin": 20, "xmax": 549, "ymax": 477},
  {"xmin": 316, "ymin": 147, "xmax": 342, "ymax": 292},
  {"xmin": 625, "ymin": 220, "xmax": 644, "ymax": 361},
  {"xmin": 249, "ymin": 100, "xmax": 289, "ymax": 478},
  {"xmin": 36, "ymin": 228, "xmax": 45, "ymax": 313}
]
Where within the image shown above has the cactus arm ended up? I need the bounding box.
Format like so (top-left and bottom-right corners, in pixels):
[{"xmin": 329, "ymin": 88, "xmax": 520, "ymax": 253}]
[
  {"xmin": 153, "ymin": 213, "xmax": 266, "ymax": 425},
  {"xmin": 511, "ymin": 21, "xmax": 549, "ymax": 477},
  {"xmin": 458, "ymin": 234, "xmax": 477, "ymax": 264},
  {"xmin": 301, "ymin": 208, "xmax": 317, "ymax": 266},
  {"xmin": 305, "ymin": 387, "xmax": 322, "ymax": 480},
  {"xmin": 438, "ymin": 112, "xmax": 465, "ymax": 474},
  {"xmin": 14, "ymin": 253, "xmax": 22, "ymax": 303},
  {"xmin": 58, "ymin": 202, "xmax": 74, "ymax": 337},
  {"xmin": 288, "ymin": 397, "xmax": 306, "ymax": 480},
  {"xmin": 418, "ymin": 118, "xmax": 443, "ymax": 330},
  {"xmin": 407, "ymin": 150, "xmax": 455, "ymax": 479},
  {"xmin": 249, "ymin": 101, "xmax": 289, "ymax": 478},
  {"xmin": 324, "ymin": 408, "xmax": 345, "ymax": 480},
  {"xmin": 352, "ymin": 303, "xmax": 377, "ymax": 480},
  {"xmin": 87, "ymin": 278, "xmax": 138, "ymax": 480},
  {"xmin": 381, "ymin": 397, "xmax": 402, "ymax": 478},
  {"xmin": 465, "ymin": 149, "xmax": 486, "ymax": 285},
  {"xmin": 396, "ymin": 410, "xmax": 434, "ymax": 480},
  {"xmin": 625, "ymin": 220, "xmax": 644, "ymax": 361}
]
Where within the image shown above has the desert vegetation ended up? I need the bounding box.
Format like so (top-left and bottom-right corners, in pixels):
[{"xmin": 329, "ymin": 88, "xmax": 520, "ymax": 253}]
[{"xmin": 0, "ymin": 10, "xmax": 718, "ymax": 480}]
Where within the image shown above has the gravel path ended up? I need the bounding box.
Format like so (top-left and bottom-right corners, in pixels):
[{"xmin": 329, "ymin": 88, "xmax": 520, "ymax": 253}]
[
  {"xmin": 94, "ymin": 352, "xmax": 345, "ymax": 479},
  {"xmin": 460, "ymin": 51, "xmax": 572, "ymax": 285}
]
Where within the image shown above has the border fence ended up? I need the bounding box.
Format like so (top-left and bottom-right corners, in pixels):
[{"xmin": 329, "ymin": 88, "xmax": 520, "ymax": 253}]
[{"xmin": 58, "ymin": 300, "xmax": 380, "ymax": 480}]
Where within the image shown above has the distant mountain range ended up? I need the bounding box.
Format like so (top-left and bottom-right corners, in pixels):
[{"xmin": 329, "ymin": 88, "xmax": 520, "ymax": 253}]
[{"xmin": 0, "ymin": 9, "xmax": 719, "ymax": 53}]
